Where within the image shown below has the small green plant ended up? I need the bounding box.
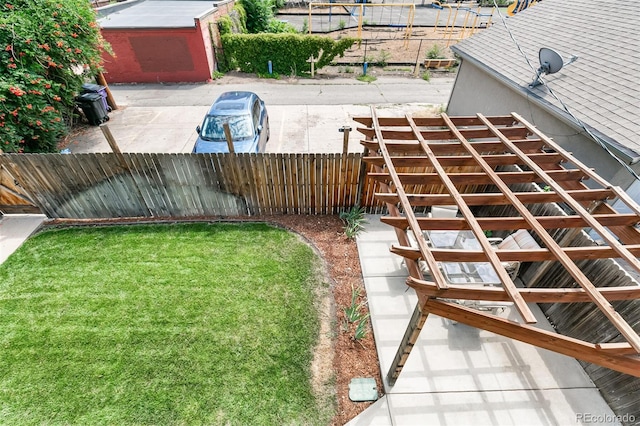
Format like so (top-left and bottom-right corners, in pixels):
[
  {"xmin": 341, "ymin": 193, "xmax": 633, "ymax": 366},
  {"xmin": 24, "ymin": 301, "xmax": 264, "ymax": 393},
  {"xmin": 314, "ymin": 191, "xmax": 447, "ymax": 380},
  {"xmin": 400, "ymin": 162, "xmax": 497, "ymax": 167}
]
[
  {"xmin": 375, "ymin": 50, "xmax": 391, "ymax": 67},
  {"xmin": 344, "ymin": 66, "xmax": 353, "ymax": 73},
  {"xmin": 357, "ymin": 74, "xmax": 377, "ymax": 83},
  {"xmin": 341, "ymin": 284, "xmax": 370, "ymax": 345},
  {"xmin": 543, "ymin": 185, "xmax": 552, "ymax": 192},
  {"xmin": 211, "ymin": 70, "xmax": 225, "ymax": 80},
  {"xmin": 421, "ymin": 70, "xmax": 431, "ymax": 81},
  {"xmin": 343, "ymin": 285, "xmax": 364, "ymax": 323},
  {"xmin": 339, "ymin": 206, "xmax": 368, "ymax": 239},
  {"xmin": 484, "ymin": 230, "xmax": 493, "ymax": 238},
  {"xmin": 363, "ymin": 19, "xmax": 371, "ymax": 26},
  {"xmin": 353, "ymin": 315, "xmax": 370, "ymax": 342},
  {"xmin": 426, "ymin": 44, "xmax": 445, "ymax": 59},
  {"xmin": 301, "ymin": 18, "xmax": 309, "ymax": 34},
  {"xmin": 338, "ymin": 19, "xmax": 346, "ymax": 30}
]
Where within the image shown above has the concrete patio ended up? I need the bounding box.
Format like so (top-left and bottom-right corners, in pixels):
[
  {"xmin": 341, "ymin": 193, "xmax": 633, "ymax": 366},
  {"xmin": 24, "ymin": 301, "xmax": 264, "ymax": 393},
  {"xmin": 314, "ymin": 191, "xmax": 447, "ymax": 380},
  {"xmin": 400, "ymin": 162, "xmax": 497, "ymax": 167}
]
[
  {"xmin": 350, "ymin": 215, "xmax": 621, "ymax": 425},
  {"xmin": 0, "ymin": 214, "xmax": 46, "ymax": 264}
]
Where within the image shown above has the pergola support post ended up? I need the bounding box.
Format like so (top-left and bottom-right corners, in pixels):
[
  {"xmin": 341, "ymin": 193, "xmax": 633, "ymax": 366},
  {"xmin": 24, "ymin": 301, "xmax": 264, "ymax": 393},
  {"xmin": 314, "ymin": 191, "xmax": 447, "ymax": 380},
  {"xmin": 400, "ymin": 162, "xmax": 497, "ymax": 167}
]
[{"xmin": 387, "ymin": 301, "xmax": 429, "ymax": 386}]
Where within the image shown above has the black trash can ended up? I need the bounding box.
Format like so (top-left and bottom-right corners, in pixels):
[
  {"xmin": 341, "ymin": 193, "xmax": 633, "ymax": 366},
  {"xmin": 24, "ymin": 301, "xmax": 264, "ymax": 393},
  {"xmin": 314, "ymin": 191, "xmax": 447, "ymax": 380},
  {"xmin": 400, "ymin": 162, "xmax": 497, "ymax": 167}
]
[
  {"xmin": 76, "ymin": 92, "xmax": 109, "ymax": 126},
  {"xmin": 81, "ymin": 83, "xmax": 110, "ymax": 112}
]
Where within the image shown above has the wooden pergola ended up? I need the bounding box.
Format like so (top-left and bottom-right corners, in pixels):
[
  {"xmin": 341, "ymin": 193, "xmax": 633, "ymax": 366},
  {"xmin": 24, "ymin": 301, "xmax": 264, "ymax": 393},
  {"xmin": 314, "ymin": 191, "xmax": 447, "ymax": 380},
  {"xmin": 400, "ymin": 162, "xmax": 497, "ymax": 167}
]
[{"xmin": 354, "ymin": 109, "xmax": 640, "ymax": 383}]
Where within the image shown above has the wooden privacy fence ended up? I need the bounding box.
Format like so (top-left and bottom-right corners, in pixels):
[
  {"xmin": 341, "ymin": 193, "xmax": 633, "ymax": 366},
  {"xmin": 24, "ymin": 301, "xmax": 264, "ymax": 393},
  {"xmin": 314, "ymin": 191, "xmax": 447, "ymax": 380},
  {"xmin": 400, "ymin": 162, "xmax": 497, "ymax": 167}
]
[
  {"xmin": 0, "ymin": 164, "xmax": 40, "ymax": 214},
  {"xmin": 0, "ymin": 153, "xmax": 385, "ymax": 219},
  {"xmin": 477, "ymin": 179, "xmax": 640, "ymax": 420}
]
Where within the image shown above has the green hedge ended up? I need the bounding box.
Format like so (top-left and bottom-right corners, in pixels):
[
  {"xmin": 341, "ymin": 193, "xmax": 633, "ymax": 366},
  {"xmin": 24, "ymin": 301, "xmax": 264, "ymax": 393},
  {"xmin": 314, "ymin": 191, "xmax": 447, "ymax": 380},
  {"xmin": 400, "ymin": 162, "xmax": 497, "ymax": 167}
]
[{"xmin": 220, "ymin": 33, "xmax": 358, "ymax": 75}]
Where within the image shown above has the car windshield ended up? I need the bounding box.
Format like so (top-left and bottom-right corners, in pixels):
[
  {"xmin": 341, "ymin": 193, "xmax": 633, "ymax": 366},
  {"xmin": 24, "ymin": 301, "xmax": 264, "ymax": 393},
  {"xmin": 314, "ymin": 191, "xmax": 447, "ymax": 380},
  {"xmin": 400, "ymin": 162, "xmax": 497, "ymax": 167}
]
[{"xmin": 200, "ymin": 114, "xmax": 253, "ymax": 141}]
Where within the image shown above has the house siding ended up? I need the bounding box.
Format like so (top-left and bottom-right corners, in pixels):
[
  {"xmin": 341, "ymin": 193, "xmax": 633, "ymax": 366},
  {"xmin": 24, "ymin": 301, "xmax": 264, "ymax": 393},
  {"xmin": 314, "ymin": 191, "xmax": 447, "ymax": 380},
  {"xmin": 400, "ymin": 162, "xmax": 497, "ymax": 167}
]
[{"xmin": 447, "ymin": 60, "xmax": 640, "ymax": 191}]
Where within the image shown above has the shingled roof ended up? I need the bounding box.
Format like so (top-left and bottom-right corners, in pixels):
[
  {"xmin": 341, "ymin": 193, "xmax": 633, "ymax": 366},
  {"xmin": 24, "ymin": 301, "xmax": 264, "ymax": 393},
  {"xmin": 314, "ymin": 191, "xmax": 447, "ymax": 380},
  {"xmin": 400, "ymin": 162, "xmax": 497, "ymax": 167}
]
[{"xmin": 451, "ymin": 0, "xmax": 640, "ymax": 162}]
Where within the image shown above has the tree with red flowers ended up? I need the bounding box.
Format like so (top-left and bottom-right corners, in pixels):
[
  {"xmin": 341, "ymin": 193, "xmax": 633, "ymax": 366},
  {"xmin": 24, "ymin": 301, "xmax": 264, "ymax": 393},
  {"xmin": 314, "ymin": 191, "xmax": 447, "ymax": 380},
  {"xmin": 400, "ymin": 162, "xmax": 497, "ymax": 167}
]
[{"xmin": 1, "ymin": 0, "xmax": 109, "ymax": 152}]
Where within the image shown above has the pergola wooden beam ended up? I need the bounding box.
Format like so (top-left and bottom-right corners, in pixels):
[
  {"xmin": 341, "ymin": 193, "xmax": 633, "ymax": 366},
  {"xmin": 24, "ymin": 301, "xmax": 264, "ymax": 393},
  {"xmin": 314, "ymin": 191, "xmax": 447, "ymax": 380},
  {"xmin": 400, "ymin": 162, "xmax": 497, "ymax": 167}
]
[
  {"xmin": 364, "ymin": 152, "xmax": 566, "ymax": 168},
  {"xmin": 380, "ymin": 213, "xmax": 640, "ymax": 231},
  {"xmin": 353, "ymin": 114, "xmax": 518, "ymax": 128},
  {"xmin": 423, "ymin": 300, "xmax": 640, "ymax": 377},
  {"xmin": 475, "ymin": 113, "xmax": 640, "ymax": 352},
  {"xmin": 370, "ymin": 109, "xmax": 451, "ymax": 290},
  {"xmin": 407, "ymin": 114, "xmax": 537, "ymax": 323},
  {"xmin": 369, "ymin": 169, "xmax": 589, "ymax": 185},
  {"xmin": 405, "ymin": 277, "xmax": 640, "ymax": 303},
  {"xmin": 357, "ymin": 110, "xmax": 640, "ymax": 383},
  {"xmin": 375, "ymin": 188, "xmax": 615, "ymax": 206},
  {"xmin": 391, "ymin": 243, "xmax": 640, "ymax": 262},
  {"xmin": 361, "ymin": 139, "xmax": 546, "ymax": 155},
  {"xmin": 358, "ymin": 125, "xmax": 532, "ymax": 141}
]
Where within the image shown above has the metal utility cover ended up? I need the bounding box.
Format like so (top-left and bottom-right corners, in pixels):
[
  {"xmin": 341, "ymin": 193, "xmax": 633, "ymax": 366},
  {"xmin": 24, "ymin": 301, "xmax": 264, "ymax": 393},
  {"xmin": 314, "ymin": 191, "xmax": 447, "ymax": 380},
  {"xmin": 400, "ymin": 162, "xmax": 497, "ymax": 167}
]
[{"xmin": 348, "ymin": 377, "xmax": 378, "ymax": 402}]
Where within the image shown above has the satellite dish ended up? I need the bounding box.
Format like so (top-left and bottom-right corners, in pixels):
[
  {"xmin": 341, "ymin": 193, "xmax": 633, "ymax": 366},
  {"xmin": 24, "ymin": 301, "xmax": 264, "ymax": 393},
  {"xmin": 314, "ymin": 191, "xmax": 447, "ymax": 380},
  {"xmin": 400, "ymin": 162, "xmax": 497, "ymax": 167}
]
[
  {"xmin": 529, "ymin": 48, "xmax": 575, "ymax": 88},
  {"xmin": 539, "ymin": 48, "xmax": 564, "ymax": 74}
]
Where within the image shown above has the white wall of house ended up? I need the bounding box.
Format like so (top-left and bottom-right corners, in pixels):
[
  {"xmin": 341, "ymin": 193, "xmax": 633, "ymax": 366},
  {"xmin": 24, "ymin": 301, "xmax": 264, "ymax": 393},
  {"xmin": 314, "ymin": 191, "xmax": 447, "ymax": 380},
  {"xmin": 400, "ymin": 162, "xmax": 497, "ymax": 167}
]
[{"xmin": 447, "ymin": 60, "xmax": 640, "ymax": 192}]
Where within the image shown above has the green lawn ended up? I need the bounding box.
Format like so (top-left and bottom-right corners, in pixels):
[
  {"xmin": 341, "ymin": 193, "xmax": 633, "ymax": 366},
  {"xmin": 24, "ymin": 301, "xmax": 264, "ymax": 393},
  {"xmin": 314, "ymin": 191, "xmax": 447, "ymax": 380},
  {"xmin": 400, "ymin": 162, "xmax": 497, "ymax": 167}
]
[{"xmin": 0, "ymin": 223, "xmax": 332, "ymax": 425}]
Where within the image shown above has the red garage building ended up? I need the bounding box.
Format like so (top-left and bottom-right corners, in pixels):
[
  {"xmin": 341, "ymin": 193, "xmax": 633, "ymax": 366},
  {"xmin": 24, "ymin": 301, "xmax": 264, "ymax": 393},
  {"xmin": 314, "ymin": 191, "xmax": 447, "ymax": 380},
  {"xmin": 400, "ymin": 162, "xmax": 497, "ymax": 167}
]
[{"xmin": 98, "ymin": 0, "xmax": 233, "ymax": 83}]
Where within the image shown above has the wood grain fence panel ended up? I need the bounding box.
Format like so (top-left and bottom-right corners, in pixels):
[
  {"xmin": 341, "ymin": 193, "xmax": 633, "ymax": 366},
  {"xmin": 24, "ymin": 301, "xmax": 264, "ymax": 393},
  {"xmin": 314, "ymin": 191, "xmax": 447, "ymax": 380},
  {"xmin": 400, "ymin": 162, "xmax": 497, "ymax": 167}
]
[
  {"xmin": 282, "ymin": 153, "xmax": 292, "ymax": 214},
  {"xmin": 33, "ymin": 154, "xmax": 79, "ymax": 217},
  {"xmin": 179, "ymin": 154, "xmax": 206, "ymax": 216},
  {"xmin": 251, "ymin": 154, "xmax": 264, "ymax": 215},
  {"xmin": 29, "ymin": 154, "xmax": 85, "ymax": 217},
  {"xmin": 340, "ymin": 154, "xmax": 349, "ymax": 211},
  {"xmin": 296, "ymin": 154, "xmax": 305, "ymax": 214},
  {"xmin": 131, "ymin": 153, "xmax": 161, "ymax": 216},
  {"xmin": 313, "ymin": 154, "xmax": 323, "ymax": 214},
  {"xmin": 284, "ymin": 153, "xmax": 293, "ymax": 213},
  {"xmin": 208, "ymin": 154, "xmax": 233, "ymax": 214},
  {"xmin": 265, "ymin": 154, "xmax": 279, "ymax": 214},
  {"xmin": 234, "ymin": 154, "xmax": 252, "ymax": 214},
  {"xmin": 198, "ymin": 155, "xmax": 222, "ymax": 215},
  {"xmin": 203, "ymin": 154, "xmax": 238, "ymax": 216},
  {"xmin": 100, "ymin": 153, "xmax": 148, "ymax": 217},
  {"xmin": 140, "ymin": 153, "xmax": 173, "ymax": 217},
  {"xmin": 75, "ymin": 154, "xmax": 117, "ymax": 216},
  {"xmin": 0, "ymin": 152, "xmax": 384, "ymax": 218},
  {"xmin": 327, "ymin": 154, "xmax": 335, "ymax": 214},
  {"xmin": 5, "ymin": 155, "xmax": 57, "ymax": 216},
  {"xmin": 292, "ymin": 153, "xmax": 301, "ymax": 214},
  {"xmin": 97, "ymin": 154, "xmax": 143, "ymax": 217},
  {"xmin": 349, "ymin": 154, "xmax": 360, "ymax": 208},
  {"xmin": 0, "ymin": 164, "xmax": 39, "ymax": 213},
  {"xmin": 299, "ymin": 154, "xmax": 308, "ymax": 214},
  {"xmin": 258, "ymin": 155, "xmax": 272, "ymax": 215},
  {"xmin": 297, "ymin": 154, "xmax": 308, "ymax": 214},
  {"xmin": 58, "ymin": 154, "xmax": 100, "ymax": 217},
  {"xmin": 320, "ymin": 154, "xmax": 328, "ymax": 215},
  {"xmin": 270, "ymin": 154, "xmax": 282, "ymax": 213},
  {"xmin": 311, "ymin": 154, "xmax": 318, "ymax": 213},
  {"xmin": 172, "ymin": 154, "xmax": 198, "ymax": 216},
  {"xmin": 247, "ymin": 155, "xmax": 262, "ymax": 215}
]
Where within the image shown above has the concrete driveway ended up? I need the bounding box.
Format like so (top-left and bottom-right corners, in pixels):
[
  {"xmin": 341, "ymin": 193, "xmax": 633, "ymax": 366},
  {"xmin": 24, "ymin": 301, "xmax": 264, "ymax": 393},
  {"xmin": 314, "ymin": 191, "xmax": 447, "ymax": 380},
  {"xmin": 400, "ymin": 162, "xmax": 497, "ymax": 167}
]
[{"xmin": 65, "ymin": 74, "xmax": 455, "ymax": 154}]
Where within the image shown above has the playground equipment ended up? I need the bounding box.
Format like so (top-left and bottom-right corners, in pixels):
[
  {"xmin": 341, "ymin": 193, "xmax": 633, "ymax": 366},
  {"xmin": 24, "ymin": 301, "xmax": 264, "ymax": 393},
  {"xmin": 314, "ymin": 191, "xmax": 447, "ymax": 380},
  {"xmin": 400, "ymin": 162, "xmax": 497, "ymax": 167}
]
[
  {"xmin": 432, "ymin": 1, "xmax": 494, "ymax": 46},
  {"xmin": 308, "ymin": 2, "xmax": 415, "ymax": 45},
  {"xmin": 507, "ymin": 0, "xmax": 538, "ymax": 16}
]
